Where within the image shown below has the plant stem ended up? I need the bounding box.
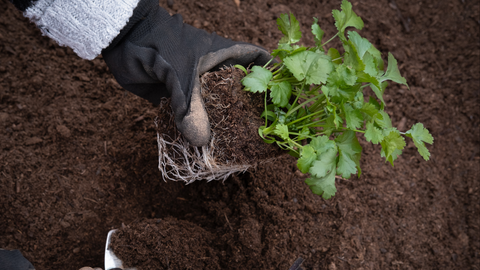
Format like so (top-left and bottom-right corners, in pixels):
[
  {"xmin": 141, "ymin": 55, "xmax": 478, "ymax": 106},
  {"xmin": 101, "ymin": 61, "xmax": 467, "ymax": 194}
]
[
  {"xmin": 287, "ymin": 110, "xmax": 325, "ymax": 126},
  {"xmin": 321, "ymin": 32, "xmax": 339, "ymax": 47},
  {"xmin": 297, "ymin": 118, "xmax": 328, "ymax": 129},
  {"xmin": 264, "ymin": 90, "xmax": 268, "ymax": 127},
  {"xmin": 286, "ymin": 95, "xmax": 321, "ymax": 117}
]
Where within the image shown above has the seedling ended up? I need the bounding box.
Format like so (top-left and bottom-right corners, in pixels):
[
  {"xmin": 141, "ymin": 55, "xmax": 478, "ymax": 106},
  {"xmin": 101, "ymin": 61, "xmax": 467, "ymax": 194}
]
[{"xmin": 238, "ymin": 0, "xmax": 433, "ymax": 199}]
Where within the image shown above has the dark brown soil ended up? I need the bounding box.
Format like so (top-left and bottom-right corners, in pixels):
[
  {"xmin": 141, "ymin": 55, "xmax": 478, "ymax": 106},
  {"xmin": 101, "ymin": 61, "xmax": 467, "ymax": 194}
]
[
  {"xmin": 0, "ymin": 0, "xmax": 479, "ymax": 269},
  {"xmin": 111, "ymin": 217, "xmax": 221, "ymax": 269}
]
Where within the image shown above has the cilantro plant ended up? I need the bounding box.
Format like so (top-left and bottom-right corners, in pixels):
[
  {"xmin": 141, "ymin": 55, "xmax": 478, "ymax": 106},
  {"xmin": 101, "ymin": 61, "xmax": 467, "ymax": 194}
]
[{"xmin": 237, "ymin": 0, "xmax": 433, "ymax": 199}]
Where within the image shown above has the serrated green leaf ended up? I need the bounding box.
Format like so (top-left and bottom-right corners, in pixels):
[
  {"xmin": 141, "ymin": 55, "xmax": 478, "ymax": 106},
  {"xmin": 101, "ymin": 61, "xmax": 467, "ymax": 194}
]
[
  {"xmin": 365, "ymin": 121, "xmax": 384, "ymax": 144},
  {"xmin": 380, "ymin": 53, "xmax": 408, "ymax": 88},
  {"xmin": 405, "ymin": 123, "xmax": 434, "ymax": 161},
  {"xmin": 323, "ymin": 64, "xmax": 359, "ymax": 102},
  {"xmin": 297, "ymin": 145, "xmax": 316, "ymax": 174},
  {"xmin": 310, "ymin": 147, "xmax": 338, "ymax": 178},
  {"xmin": 277, "ymin": 13, "xmax": 302, "ymax": 44},
  {"xmin": 343, "ymin": 41, "xmax": 365, "ymax": 71},
  {"xmin": 310, "ymin": 136, "xmax": 336, "ymax": 158},
  {"xmin": 362, "ymin": 52, "xmax": 378, "ymax": 77},
  {"xmin": 347, "ymin": 31, "xmax": 371, "ymax": 59},
  {"xmin": 241, "ymin": 66, "xmax": 272, "ymax": 93},
  {"xmin": 375, "ymin": 111, "xmax": 392, "ymax": 129},
  {"xmin": 297, "ymin": 126, "xmax": 311, "ymax": 140},
  {"xmin": 270, "ymin": 81, "xmax": 292, "ymax": 107},
  {"xmin": 305, "ymin": 170, "xmax": 337, "ymax": 199},
  {"xmin": 332, "ymin": 0, "xmax": 364, "ymax": 39},
  {"xmin": 380, "ymin": 147, "xmax": 402, "ymax": 166},
  {"xmin": 380, "ymin": 128, "xmax": 405, "ymax": 166},
  {"xmin": 312, "ymin": 17, "xmax": 325, "ymax": 47},
  {"xmin": 368, "ymin": 96, "xmax": 381, "ymax": 110},
  {"xmin": 272, "ymin": 43, "xmax": 294, "ymax": 60},
  {"xmin": 360, "ymin": 102, "xmax": 378, "ymax": 119},
  {"xmin": 284, "ymin": 51, "xmax": 333, "ymax": 85},
  {"xmin": 367, "ymin": 45, "xmax": 384, "ymax": 71},
  {"xmin": 369, "ymin": 81, "xmax": 387, "ymax": 106},
  {"xmin": 274, "ymin": 123, "xmax": 290, "ymax": 141},
  {"xmin": 335, "ymin": 130, "xmax": 362, "ymax": 178},
  {"xmin": 343, "ymin": 103, "xmax": 363, "ymax": 130}
]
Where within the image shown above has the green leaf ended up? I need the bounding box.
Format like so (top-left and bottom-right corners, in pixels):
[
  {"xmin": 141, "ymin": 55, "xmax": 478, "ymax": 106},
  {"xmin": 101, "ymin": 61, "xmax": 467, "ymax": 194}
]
[
  {"xmin": 343, "ymin": 41, "xmax": 365, "ymax": 71},
  {"xmin": 405, "ymin": 123, "xmax": 434, "ymax": 161},
  {"xmin": 272, "ymin": 43, "xmax": 293, "ymax": 60},
  {"xmin": 375, "ymin": 111, "xmax": 392, "ymax": 129},
  {"xmin": 270, "ymin": 81, "xmax": 292, "ymax": 107},
  {"xmin": 260, "ymin": 110, "xmax": 277, "ymax": 122},
  {"xmin": 309, "ymin": 147, "xmax": 338, "ymax": 179},
  {"xmin": 284, "ymin": 51, "xmax": 333, "ymax": 85},
  {"xmin": 323, "ymin": 64, "xmax": 359, "ymax": 102},
  {"xmin": 327, "ymin": 48, "xmax": 342, "ymax": 65},
  {"xmin": 369, "ymin": 81, "xmax": 388, "ymax": 106},
  {"xmin": 335, "ymin": 130, "xmax": 362, "ymax": 178},
  {"xmin": 380, "ymin": 147, "xmax": 402, "ymax": 165},
  {"xmin": 380, "ymin": 128, "xmax": 406, "ymax": 166},
  {"xmin": 305, "ymin": 170, "xmax": 337, "ymax": 199},
  {"xmin": 274, "ymin": 123, "xmax": 290, "ymax": 141},
  {"xmin": 297, "ymin": 145, "xmax": 316, "ymax": 174},
  {"xmin": 241, "ymin": 66, "xmax": 272, "ymax": 93},
  {"xmin": 297, "ymin": 126, "xmax": 311, "ymax": 140},
  {"xmin": 380, "ymin": 53, "xmax": 408, "ymax": 88},
  {"xmin": 360, "ymin": 102, "xmax": 378, "ymax": 119},
  {"xmin": 312, "ymin": 17, "xmax": 325, "ymax": 47},
  {"xmin": 277, "ymin": 13, "xmax": 302, "ymax": 44},
  {"xmin": 310, "ymin": 136, "xmax": 336, "ymax": 158},
  {"xmin": 364, "ymin": 121, "xmax": 384, "ymax": 144},
  {"xmin": 367, "ymin": 45, "xmax": 384, "ymax": 71},
  {"xmin": 332, "ymin": 0, "xmax": 364, "ymax": 39},
  {"xmin": 234, "ymin": 64, "xmax": 248, "ymax": 76},
  {"xmin": 347, "ymin": 31, "xmax": 371, "ymax": 59},
  {"xmin": 362, "ymin": 52, "xmax": 378, "ymax": 77},
  {"xmin": 343, "ymin": 103, "xmax": 363, "ymax": 130}
]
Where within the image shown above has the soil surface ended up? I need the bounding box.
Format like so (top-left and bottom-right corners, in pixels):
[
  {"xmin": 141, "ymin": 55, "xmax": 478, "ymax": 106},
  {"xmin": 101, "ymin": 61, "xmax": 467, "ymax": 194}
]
[{"xmin": 0, "ymin": 0, "xmax": 479, "ymax": 269}]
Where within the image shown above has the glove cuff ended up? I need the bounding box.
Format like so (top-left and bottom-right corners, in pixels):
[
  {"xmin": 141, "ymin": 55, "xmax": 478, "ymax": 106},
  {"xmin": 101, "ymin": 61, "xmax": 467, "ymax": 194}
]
[
  {"xmin": 24, "ymin": 0, "xmax": 141, "ymax": 60},
  {"xmin": 104, "ymin": 0, "xmax": 162, "ymax": 52}
]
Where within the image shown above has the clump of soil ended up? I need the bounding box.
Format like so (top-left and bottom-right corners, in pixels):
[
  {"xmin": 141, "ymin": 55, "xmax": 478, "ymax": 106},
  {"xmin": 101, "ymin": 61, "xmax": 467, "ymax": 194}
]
[
  {"xmin": 110, "ymin": 217, "xmax": 221, "ymax": 270},
  {"xmin": 156, "ymin": 67, "xmax": 283, "ymax": 183}
]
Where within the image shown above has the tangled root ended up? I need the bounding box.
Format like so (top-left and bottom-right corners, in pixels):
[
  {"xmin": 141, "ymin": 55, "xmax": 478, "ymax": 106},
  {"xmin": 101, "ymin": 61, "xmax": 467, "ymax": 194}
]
[{"xmin": 156, "ymin": 128, "xmax": 252, "ymax": 184}]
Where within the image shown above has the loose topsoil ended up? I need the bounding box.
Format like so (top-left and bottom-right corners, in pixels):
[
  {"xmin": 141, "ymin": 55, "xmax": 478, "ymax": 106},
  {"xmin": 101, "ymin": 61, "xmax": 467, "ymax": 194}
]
[{"xmin": 1, "ymin": 0, "xmax": 479, "ymax": 269}]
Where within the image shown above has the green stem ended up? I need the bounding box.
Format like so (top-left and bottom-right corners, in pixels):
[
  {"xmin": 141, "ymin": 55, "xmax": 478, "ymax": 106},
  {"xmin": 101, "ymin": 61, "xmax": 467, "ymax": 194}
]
[
  {"xmin": 337, "ymin": 127, "xmax": 366, "ymax": 133},
  {"xmin": 321, "ymin": 32, "xmax": 339, "ymax": 47},
  {"xmin": 309, "ymin": 95, "xmax": 327, "ymax": 112},
  {"xmin": 286, "ymin": 95, "xmax": 321, "ymax": 117},
  {"xmin": 271, "ymin": 65, "xmax": 284, "ymax": 76},
  {"xmin": 287, "ymin": 110, "xmax": 326, "ymax": 126},
  {"xmin": 289, "ymin": 133, "xmax": 317, "ymax": 139},
  {"xmin": 297, "ymin": 119, "xmax": 328, "ymax": 129},
  {"xmin": 264, "ymin": 90, "xmax": 268, "ymax": 127},
  {"xmin": 262, "ymin": 58, "xmax": 274, "ymax": 69}
]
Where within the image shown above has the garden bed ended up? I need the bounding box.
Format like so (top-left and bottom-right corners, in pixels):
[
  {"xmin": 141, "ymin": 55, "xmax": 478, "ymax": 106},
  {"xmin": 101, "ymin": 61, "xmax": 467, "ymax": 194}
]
[{"xmin": 0, "ymin": 0, "xmax": 478, "ymax": 269}]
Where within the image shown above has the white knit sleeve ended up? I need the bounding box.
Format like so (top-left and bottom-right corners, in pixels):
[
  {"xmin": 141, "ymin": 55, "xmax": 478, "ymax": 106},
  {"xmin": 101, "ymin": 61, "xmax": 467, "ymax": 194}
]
[{"xmin": 24, "ymin": 0, "xmax": 141, "ymax": 60}]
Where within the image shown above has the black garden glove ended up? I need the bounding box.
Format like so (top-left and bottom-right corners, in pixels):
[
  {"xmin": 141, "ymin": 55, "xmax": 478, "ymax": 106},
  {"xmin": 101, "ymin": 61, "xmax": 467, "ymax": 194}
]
[
  {"xmin": 103, "ymin": 0, "xmax": 272, "ymax": 146},
  {"xmin": 0, "ymin": 249, "xmax": 35, "ymax": 270}
]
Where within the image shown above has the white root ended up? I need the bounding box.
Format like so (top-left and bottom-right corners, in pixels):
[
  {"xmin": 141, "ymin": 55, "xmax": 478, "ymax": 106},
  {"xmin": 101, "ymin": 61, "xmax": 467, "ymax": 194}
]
[{"xmin": 156, "ymin": 127, "xmax": 251, "ymax": 184}]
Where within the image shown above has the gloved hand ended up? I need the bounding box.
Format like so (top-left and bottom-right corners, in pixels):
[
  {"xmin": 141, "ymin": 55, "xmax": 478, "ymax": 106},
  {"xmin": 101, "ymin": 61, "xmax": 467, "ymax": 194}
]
[
  {"xmin": 0, "ymin": 249, "xmax": 35, "ymax": 270},
  {"xmin": 102, "ymin": 0, "xmax": 272, "ymax": 146}
]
